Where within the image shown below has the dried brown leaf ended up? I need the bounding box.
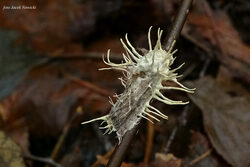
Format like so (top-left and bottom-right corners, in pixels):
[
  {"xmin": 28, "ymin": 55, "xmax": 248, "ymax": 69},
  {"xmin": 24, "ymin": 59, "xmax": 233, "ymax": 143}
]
[
  {"xmin": 1, "ymin": 60, "xmax": 113, "ymax": 137},
  {"xmin": 187, "ymin": 77, "xmax": 250, "ymax": 167},
  {"xmin": 183, "ymin": 0, "xmax": 250, "ymax": 83}
]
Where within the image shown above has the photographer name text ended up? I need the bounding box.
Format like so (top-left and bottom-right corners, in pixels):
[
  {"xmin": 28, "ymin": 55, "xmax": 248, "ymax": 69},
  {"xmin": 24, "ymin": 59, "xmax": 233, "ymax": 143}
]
[{"xmin": 2, "ymin": 5, "xmax": 36, "ymax": 10}]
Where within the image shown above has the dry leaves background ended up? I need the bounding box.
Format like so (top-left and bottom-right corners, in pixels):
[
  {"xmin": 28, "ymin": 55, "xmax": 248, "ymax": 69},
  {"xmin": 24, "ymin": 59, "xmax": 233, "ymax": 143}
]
[{"xmin": 0, "ymin": 0, "xmax": 250, "ymax": 167}]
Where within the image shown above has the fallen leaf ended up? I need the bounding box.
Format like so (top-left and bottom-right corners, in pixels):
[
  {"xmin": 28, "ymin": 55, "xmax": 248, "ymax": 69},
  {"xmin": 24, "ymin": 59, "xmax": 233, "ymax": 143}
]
[
  {"xmin": 1, "ymin": 59, "xmax": 113, "ymax": 137},
  {"xmin": 183, "ymin": 0, "xmax": 250, "ymax": 83},
  {"xmin": 187, "ymin": 77, "xmax": 250, "ymax": 167},
  {"xmin": 0, "ymin": 29, "xmax": 48, "ymax": 101}
]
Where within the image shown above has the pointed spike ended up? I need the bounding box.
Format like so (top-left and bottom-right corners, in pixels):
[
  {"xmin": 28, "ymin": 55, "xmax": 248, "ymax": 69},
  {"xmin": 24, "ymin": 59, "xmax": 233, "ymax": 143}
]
[
  {"xmin": 108, "ymin": 97, "xmax": 114, "ymax": 106},
  {"xmin": 148, "ymin": 26, "xmax": 153, "ymax": 51},
  {"xmin": 157, "ymin": 28, "xmax": 160, "ymax": 39},
  {"xmin": 171, "ymin": 49, "xmax": 178, "ymax": 55},
  {"xmin": 119, "ymin": 77, "xmax": 126, "ymax": 87},
  {"xmin": 156, "ymin": 92, "xmax": 184, "ymax": 103},
  {"xmin": 168, "ymin": 40, "xmax": 176, "ymax": 53},
  {"xmin": 123, "ymin": 53, "xmax": 133, "ymax": 63},
  {"xmin": 173, "ymin": 80, "xmax": 196, "ymax": 91},
  {"xmin": 125, "ymin": 34, "xmax": 141, "ymax": 58},
  {"xmin": 99, "ymin": 125, "xmax": 110, "ymax": 129},
  {"xmin": 147, "ymin": 109, "xmax": 168, "ymax": 120},
  {"xmin": 105, "ymin": 54, "xmax": 132, "ymax": 67},
  {"xmin": 102, "ymin": 54, "xmax": 106, "ymax": 63},
  {"xmin": 159, "ymin": 30, "xmax": 163, "ymax": 50},
  {"xmin": 107, "ymin": 49, "xmax": 111, "ymax": 63},
  {"xmin": 140, "ymin": 114, "xmax": 154, "ymax": 124},
  {"xmin": 102, "ymin": 50, "xmax": 132, "ymax": 68},
  {"xmin": 154, "ymin": 94, "xmax": 188, "ymax": 105},
  {"xmin": 143, "ymin": 111, "xmax": 160, "ymax": 122},
  {"xmin": 100, "ymin": 120, "xmax": 106, "ymax": 126},
  {"xmin": 99, "ymin": 67, "xmax": 113, "ymax": 71},
  {"xmin": 160, "ymin": 86, "xmax": 195, "ymax": 93},
  {"xmin": 81, "ymin": 115, "xmax": 108, "ymax": 125},
  {"xmin": 153, "ymin": 95, "xmax": 170, "ymax": 104},
  {"xmin": 122, "ymin": 70, "xmax": 129, "ymax": 78},
  {"xmin": 117, "ymin": 67, "xmax": 129, "ymax": 72},
  {"xmin": 120, "ymin": 38, "xmax": 139, "ymax": 62},
  {"xmin": 168, "ymin": 56, "xmax": 177, "ymax": 66},
  {"xmin": 171, "ymin": 63, "xmax": 185, "ymax": 72},
  {"xmin": 176, "ymin": 74, "xmax": 183, "ymax": 79},
  {"xmin": 123, "ymin": 53, "xmax": 129, "ymax": 63},
  {"xmin": 160, "ymin": 30, "xmax": 163, "ymax": 37},
  {"xmin": 159, "ymin": 72, "xmax": 169, "ymax": 79},
  {"xmin": 147, "ymin": 105, "xmax": 160, "ymax": 112},
  {"xmin": 154, "ymin": 28, "xmax": 161, "ymax": 50},
  {"xmin": 159, "ymin": 73, "xmax": 178, "ymax": 81},
  {"xmin": 104, "ymin": 67, "xmax": 128, "ymax": 72},
  {"xmin": 147, "ymin": 106, "xmax": 168, "ymax": 119},
  {"xmin": 146, "ymin": 108, "xmax": 168, "ymax": 119},
  {"xmin": 102, "ymin": 53, "xmax": 110, "ymax": 66},
  {"xmin": 103, "ymin": 129, "xmax": 110, "ymax": 135}
]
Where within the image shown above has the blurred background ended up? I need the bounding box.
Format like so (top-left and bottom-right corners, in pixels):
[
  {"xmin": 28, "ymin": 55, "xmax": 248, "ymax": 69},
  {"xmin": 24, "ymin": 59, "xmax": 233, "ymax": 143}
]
[{"xmin": 0, "ymin": 0, "xmax": 250, "ymax": 167}]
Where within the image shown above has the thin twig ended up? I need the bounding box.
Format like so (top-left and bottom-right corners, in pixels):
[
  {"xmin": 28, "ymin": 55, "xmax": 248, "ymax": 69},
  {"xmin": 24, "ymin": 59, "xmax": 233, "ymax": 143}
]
[
  {"xmin": 45, "ymin": 107, "xmax": 83, "ymax": 167},
  {"xmin": 164, "ymin": 0, "xmax": 193, "ymax": 51},
  {"xmin": 188, "ymin": 149, "xmax": 212, "ymax": 166},
  {"xmin": 106, "ymin": 123, "xmax": 140, "ymax": 167},
  {"xmin": 49, "ymin": 52, "xmax": 122, "ymax": 61},
  {"xmin": 64, "ymin": 72, "xmax": 114, "ymax": 97},
  {"xmin": 106, "ymin": 0, "xmax": 193, "ymax": 167},
  {"xmin": 25, "ymin": 154, "xmax": 61, "ymax": 167},
  {"xmin": 144, "ymin": 121, "xmax": 154, "ymax": 164}
]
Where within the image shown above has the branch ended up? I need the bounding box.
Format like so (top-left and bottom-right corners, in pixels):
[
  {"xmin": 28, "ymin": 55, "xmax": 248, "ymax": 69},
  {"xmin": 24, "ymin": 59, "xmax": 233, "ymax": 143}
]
[
  {"xmin": 106, "ymin": 0, "xmax": 193, "ymax": 167},
  {"xmin": 164, "ymin": 0, "xmax": 193, "ymax": 51}
]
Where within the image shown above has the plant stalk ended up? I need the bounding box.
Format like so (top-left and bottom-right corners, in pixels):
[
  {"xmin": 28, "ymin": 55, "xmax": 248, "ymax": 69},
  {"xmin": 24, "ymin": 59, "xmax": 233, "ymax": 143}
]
[{"xmin": 106, "ymin": 0, "xmax": 193, "ymax": 166}]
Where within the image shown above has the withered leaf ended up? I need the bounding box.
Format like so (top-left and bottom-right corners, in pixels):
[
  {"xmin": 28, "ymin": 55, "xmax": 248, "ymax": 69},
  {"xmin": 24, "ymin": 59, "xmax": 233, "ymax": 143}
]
[
  {"xmin": 183, "ymin": 1, "xmax": 250, "ymax": 83},
  {"xmin": 0, "ymin": 29, "xmax": 48, "ymax": 101},
  {"xmin": 187, "ymin": 77, "xmax": 250, "ymax": 167}
]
